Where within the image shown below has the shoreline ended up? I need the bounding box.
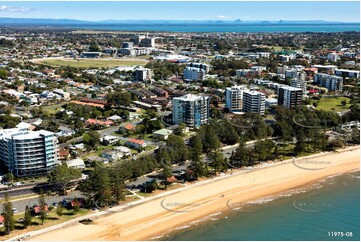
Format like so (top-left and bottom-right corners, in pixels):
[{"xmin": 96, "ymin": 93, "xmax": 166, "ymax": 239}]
[
  {"xmin": 162, "ymin": 169, "xmax": 360, "ymax": 241},
  {"xmin": 13, "ymin": 146, "xmax": 360, "ymax": 241}
]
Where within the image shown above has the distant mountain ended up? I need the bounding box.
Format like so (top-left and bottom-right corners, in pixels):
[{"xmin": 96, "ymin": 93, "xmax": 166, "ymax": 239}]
[
  {"xmin": 0, "ymin": 17, "xmax": 358, "ymax": 26},
  {"xmin": 0, "ymin": 17, "xmax": 89, "ymax": 25}
]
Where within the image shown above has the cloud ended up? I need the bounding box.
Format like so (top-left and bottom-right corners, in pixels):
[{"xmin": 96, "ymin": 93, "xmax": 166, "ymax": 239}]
[
  {"xmin": 217, "ymin": 15, "xmax": 230, "ymax": 19},
  {"xmin": 0, "ymin": 5, "xmax": 35, "ymax": 13}
]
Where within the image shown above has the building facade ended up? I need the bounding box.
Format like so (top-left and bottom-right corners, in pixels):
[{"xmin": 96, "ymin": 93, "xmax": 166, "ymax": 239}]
[
  {"xmin": 335, "ymin": 69, "xmax": 360, "ymax": 79},
  {"xmin": 172, "ymin": 94, "xmax": 209, "ymax": 128},
  {"xmin": 277, "ymin": 86, "xmax": 303, "ymax": 109},
  {"xmin": 225, "ymin": 85, "xmax": 247, "ymax": 113},
  {"xmin": 183, "ymin": 67, "xmax": 206, "ymax": 81},
  {"xmin": 0, "ymin": 128, "xmax": 59, "ymax": 177},
  {"xmin": 134, "ymin": 68, "xmax": 153, "ymax": 81},
  {"xmin": 242, "ymin": 90, "xmax": 266, "ymax": 115},
  {"xmin": 290, "ymin": 78, "xmax": 307, "ymax": 93},
  {"xmin": 314, "ymin": 73, "xmax": 343, "ymax": 92}
]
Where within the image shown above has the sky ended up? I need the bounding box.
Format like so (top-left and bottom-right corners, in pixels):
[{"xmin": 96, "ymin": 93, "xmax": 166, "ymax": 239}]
[{"xmin": 0, "ymin": 1, "xmax": 359, "ymax": 22}]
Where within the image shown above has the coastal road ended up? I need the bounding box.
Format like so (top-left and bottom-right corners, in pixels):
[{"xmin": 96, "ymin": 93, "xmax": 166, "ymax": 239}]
[
  {"xmin": 0, "ymin": 191, "xmax": 83, "ymax": 214},
  {"xmin": 0, "ymin": 183, "xmax": 52, "ymax": 199}
]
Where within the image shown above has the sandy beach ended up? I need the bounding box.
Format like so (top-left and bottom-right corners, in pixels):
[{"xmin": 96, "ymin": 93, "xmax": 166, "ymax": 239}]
[{"xmin": 29, "ymin": 147, "xmax": 360, "ymax": 241}]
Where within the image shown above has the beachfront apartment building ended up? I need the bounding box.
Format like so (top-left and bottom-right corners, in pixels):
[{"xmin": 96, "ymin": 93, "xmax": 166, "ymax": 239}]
[
  {"xmin": 183, "ymin": 67, "xmax": 206, "ymax": 81},
  {"xmin": 225, "ymin": 85, "xmax": 247, "ymax": 113},
  {"xmin": 313, "ymin": 73, "xmax": 343, "ymax": 92},
  {"xmin": 242, "ymin": 90, "xmax": 266, "ymax": 115},
  {"xmin": 277, "ymin": 86, "xmax": 303, "ymax": 109},
  {"xmin": 0, "ymin": 128, "xmax": 59, "ymax": 177},
  {"xmin": 172, "ymin": 94, "xmax": 209, "ymax": 128}
]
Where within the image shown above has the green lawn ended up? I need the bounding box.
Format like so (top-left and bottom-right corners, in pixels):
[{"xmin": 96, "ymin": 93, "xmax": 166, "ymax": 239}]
[
  {"xmin": 1, "ymin": 208, "xmax": 90, "ymax": 237},
  {"xmin": 41, "ymin": 102, "xmax": 67, "ymax": 115},
  {"xmin": 37, "ymin": 59, "xmax": 148, "ymax": 69},
  {"xmin": 315, "ymin": 97, "xmax": 351, "ymax": 112}
]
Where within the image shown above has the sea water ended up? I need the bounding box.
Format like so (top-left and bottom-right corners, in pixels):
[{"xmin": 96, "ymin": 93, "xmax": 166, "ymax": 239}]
[{"xmin": 165, "ymin": 171, "xmax": 360, "ymax": 241}]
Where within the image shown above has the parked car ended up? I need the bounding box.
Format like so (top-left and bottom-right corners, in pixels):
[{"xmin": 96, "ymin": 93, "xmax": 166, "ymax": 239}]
[{"xmin": 17, "ymin": 218, "xmax": 24, "ymax": 223}]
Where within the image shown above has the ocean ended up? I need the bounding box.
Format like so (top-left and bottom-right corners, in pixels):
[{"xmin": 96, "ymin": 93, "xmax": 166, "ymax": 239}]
[
  {"xmin": 164, "ymin": 171, "xmax": 360, "ymax": 241},
  {"xmin": 71, "ymin": 24, "xmax": 360, "ymax": 33}
]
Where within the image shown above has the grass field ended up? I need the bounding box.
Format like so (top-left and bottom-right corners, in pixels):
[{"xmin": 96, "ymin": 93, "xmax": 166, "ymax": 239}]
[
  {"xmin": 37, "ymin": 58, "xmax": 148, "ymax": 69},
  {"xmin": 41, "ymin": 102, "xmax": 67, "ymax": 115},
  {"xmin": 0, "ymin": 208, "xmax": 90, "ymax": 237},
  {"xmin": 315, "ymin": 97, "xmax": 351, "ymax": 112}
]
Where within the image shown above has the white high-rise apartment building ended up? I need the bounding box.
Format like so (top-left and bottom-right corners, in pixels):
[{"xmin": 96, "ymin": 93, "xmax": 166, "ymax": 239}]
[
  {"xmin": 172, "ymin": 94, "xmax": 209, "ymax": 128},
  {"xmin": 225, "ymin": 85, "xmax": 247, "ymax": 113},
  {"xmin": 0, "ymin": 128, "xmax": 59, "ymax": 177},
  {"xmin": 277, "ymin": 86, "xmax": 303, "ymax": 109},
  {"xmin": 242, "ymin": 90, "xmax": 266, "ymax": 115}
]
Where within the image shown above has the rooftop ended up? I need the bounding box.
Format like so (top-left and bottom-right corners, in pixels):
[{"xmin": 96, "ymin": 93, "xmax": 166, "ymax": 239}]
[{"xmin": 0, "ymin": 128, "xmax": 55, "ymax": 140}]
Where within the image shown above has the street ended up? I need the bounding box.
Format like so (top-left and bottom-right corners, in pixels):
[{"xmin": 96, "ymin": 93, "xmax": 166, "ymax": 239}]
[{"xmin": 0, "ymin": 191, "xmax": 83, "ymax": 214}]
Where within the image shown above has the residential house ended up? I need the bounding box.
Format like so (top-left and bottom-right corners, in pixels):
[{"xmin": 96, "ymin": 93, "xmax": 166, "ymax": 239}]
[
  {"xmin": 125, "ymin": 139, "xmax": 147, "ymax": 150},
  {"xmin": 153, "ymin": 128, "xmax": 173, "ymax": 140},
  {"xmin": 102, "ymin": 150, "xmax": 123, "ymax": 162},
  {"xmin": 100, "ymin": 135, "xmax": 119, "ymax": 145},
  {"xmin": 119, "ymin": 123, "xmax": 136, "ymax": 133},
  {"xmin": 66, "ymin": 158, "xmax": 85, "ymax": 169}
]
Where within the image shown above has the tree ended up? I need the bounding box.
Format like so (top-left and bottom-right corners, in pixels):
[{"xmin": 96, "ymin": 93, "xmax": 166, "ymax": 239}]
[
  {"xmin": 254, "ymin": 139, "xmax": 275, "ymax": 161},
  {"xmin": 190, "ymin": 134, "xmax": 202, "ymax": 155},
  {"xmin": 0, "ymin": 69, "xmax": 8, "ymax": 79},
  {"xmin": 144, "ymin": 179, "xmax": 158, "ymax": 193},
  {"xmin": 208, "ymin": 151, "xmax": 227, "ymax": 174},
  {"xmin": 79, "ymin": 166, "xmax": 112, "ymax": 207},
  {"xmin": 3, "ymin": 173, "xmax": 14, "ymax": 183},
  {"xmin": 203, "ymin": 125, "xmax": 220, "ymax": 152},
  {"xmin": 341, "ymin": 100, "xmax": 347, "ymax": 106},
  {"xmin": 38, "ymin": 189, "xmax": 47, "ymax": 225},
  {"xmin": 294, "ymin": 129, "xmax": 306, "ymax": 155},
  {"xmin": 83, "ymin": 131, "xmax": 101, "ymax": 147},
  {"xmin": 56, "ymin": 203, "xmax": 63, "ymax": 217},
  {"xmin": 110, "ymin": 166, "xmax": 126, "ymax": 204},
  {"xmin": 232, "ymin": 141, "xmax": 250, "ymax": 167},
  {"xmin": 160, "ymin": 163, "xmax": 173, "ymax": 190},
  {"xmin": 23, "ymin": 206, "xmax": 32, "ymax": 229},
  {"xmin": 89, "ymin": 42, "xmax": 100, "ymax": 52},
  {"xmin": 106, "ymin": 92, "xmax": 132, "ymax": 107},
  {"xmin": 48, "ymin": 165, "xmax": 82, "ymax": 194},
  {"xmin": 2, "ymin": 193, "xmax": 15, "ymax": 234},
  {"xmin": 173, "ymin": 123, "xmax": 186, "ymax": 136},
  {"xmin": 217, "ymin": 121, "xmax": 239, "ymax": 145},
  {"xmin": 273, "ymin": 145, "xmax": 279, "ymax": 159},
  {"xmin": 188, "ymin": 134, "xmax": 207, "ymax": 179}
]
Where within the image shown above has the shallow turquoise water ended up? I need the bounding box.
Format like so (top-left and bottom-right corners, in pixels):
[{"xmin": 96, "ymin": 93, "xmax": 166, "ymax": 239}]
[{"xmin": 165, "ymin": 171, "xmax": 360, "ymax": 241}]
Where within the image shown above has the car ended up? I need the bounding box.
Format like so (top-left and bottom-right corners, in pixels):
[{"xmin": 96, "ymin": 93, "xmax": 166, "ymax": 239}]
[
  {"xmin": 17, "ymin": 218, "xmax": 24, "ymax": 223},
  {"xmin": 52, "ymin": 202, "xmax": 58, "ymax": 206},
  {"xmin": 12, "ymin": 208, "xmax": 18, "ymax": 213}
]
